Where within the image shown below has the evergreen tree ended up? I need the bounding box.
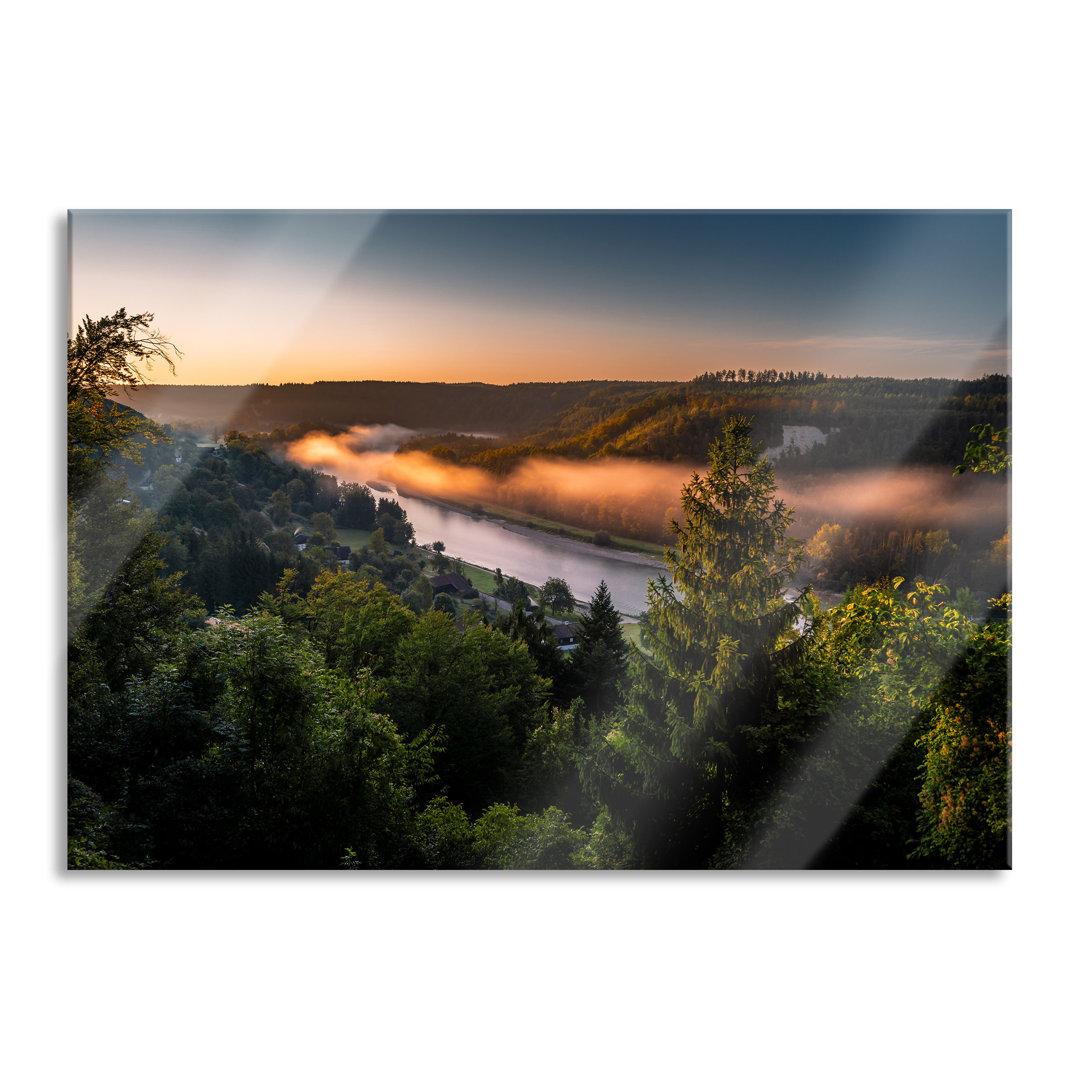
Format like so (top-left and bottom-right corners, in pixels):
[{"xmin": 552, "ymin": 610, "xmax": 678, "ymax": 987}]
[
  {"xmin": 582, "ymin": 416, "xmax": 809, "ymax": 866},
  {"xmin": 572, "ymin": 580, "xmax": 629, "ymax": 716}
]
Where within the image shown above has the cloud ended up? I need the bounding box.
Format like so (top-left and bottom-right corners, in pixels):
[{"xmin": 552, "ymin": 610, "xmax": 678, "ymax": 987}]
[{"xmin": 738, "ymin": 334, "xmax": 991, "ymax": 353}]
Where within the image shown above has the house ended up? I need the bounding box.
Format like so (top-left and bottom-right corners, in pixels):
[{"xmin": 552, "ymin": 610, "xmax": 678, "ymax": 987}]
[
  {"xmin": 430, "ymin": 572, "xmax": 470, "ymax": 596},
  {"xmin": 553, "ymin": 622, "xmax": 578, "ymax": 651}
]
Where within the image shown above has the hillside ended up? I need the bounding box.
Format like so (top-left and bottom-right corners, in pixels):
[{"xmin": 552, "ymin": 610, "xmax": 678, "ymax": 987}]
[{"xmin": 396, "ymin": 372, "xmax": 1011, "ymax": 474}]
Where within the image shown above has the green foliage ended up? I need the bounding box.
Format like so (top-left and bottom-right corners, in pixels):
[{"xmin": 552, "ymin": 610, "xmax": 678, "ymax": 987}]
[
  {"xmin": 572, "ymin": 580, "xmax": 630, "ymax": 716},
  {"xmin": 387, "ymin": 613, "xmax": 550, "ymax": 813},
  {"xmin": 124, "ymin": 613, "xmax": 412, "ymax": 868},
  {"xmin": 567, "ymin": 809, "xmax": 637, "ymax": 869},
  {"xmin": 495, "ymin": 573, "xmax": 530, "ymax": 604},
  {"xmin": 518, "ymin": 700, "xmax": 587, "ymax": 813},
  {"xmin": 431, "ymin": 592, "xmax": 457, "ymax": 616},
  {"xmin": 539, "ymin": 577, "xmax": 575, "ymax": 614},
  {"xmin": 67, "ymin": 778, "xmax": 135, "ymax": 869},
  {"xmin": 581, "ymin": 417, "xmax": 810, "ymax": 866},
  {"xmin": 955, "ymin": 423, "xmax": 1011, "ymax": 475},
  {"xmin": 311, "ymin": 511, "xmax": 336, "ymax": 541},
  {"xmin": 405, "ymin": 797, "xmax": 477, "ymax": 869},
  {"xmin": 472, "ymin": 805, "xmax": 588, "ymax": 869},
  {"xmin": 70, "ymin": 526, "xmax": 204, "ymax": 695},
  {"xmin": 915, "ymin": 597, "xmax": 1011, "ymax": 867},
  {"xmin": 809, "ymin": 524, "xmax": 962, "ymax": 592},
  {"xmin": 643, "ymin": 416, "xmax": 806, "ymax": 744},
  {"xmin": 729, "ymin": 580, "xmax": 1011, "ymax": 868},
  {"xmin": 401, "ymin": 573, "xmax": 434, "ymax": 614},
  {"xmin": 295, "ymin": 570, "xmax": 416, "ymax": 678},
  {"xmin": 335, "ymin": 482, "xmax": 377, "ymax": 530},
  {"xmin": 270, "ymin": 489, "xmax": 292, "ymax": 525},
  {"xmin": 495, "ymin": 604, "xmax": 571, "ymax": 703},
  {"xmin": 67, "ymin": 309, "xmax": 181, "ymax": 499},
  {"xmin": 68, "ymin": 838, "xmax": 130, "ymax": 870}
]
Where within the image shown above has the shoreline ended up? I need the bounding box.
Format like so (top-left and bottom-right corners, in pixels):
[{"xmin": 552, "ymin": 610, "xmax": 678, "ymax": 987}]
[{"xmin": 398, "ymin": 487, "xmax": 669, "ymax": 568}]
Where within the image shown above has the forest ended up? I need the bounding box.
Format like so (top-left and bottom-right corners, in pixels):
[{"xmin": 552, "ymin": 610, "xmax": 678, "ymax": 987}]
[
  {"xmin": 68, "ymin": 311, "xmax": 1011, "ymax": 869},
  {"xmin": 395, "ymin": 372, "xmax": 1009, "ymax": 475}
]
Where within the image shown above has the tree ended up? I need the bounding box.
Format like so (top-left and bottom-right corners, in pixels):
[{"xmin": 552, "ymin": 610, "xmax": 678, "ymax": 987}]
[
  {"xmin": 719, "ymin": 577, "xmax": 1013, "ymax": 870},
  {"xmin": 387, "ymin": 614, "xmax": 550, "ymax": 813},
  {"xmin": 68, "ymin": 308, "xmax": 180, "ymax": 400},
  {"xmin": 539, "ymin": 577, "xmax": 575, "ymax": 614},
  {"xmin": 914, "ymin": 597, "xmax": 1011, "ymax": 867},
  {"xmin": 290, "ymin": 570, "xmax": 416, "ymax": 678},
  {"xmin": 68, "ymin": 309, "xmax": 181, "ymax": 499},
  {"xmin": 335, "ymin": 482, "xmax": 377, "ymax": 530},
  {"xmin": 472, "ymin": 804, "xmax": 588, "ymax": 869},
  {"xmin": 270, "ymin": 489, "xmax": 292, "ymax": 526},
  {"xmin": 496, "ymin": 574, "xmax": 529, "ymax": 604},
  {"xmin": 401, "ymin": 573, "xmax": 434, "ymax": 614},
  {"xmin": 572, "ymin": 580, "xmax": 629, "ymax": 716},
  {"xmin": 955, "ymin": 423, "xmax": 1011, "ymax": 475},
  {"xmin": 427, "ymin": 539, "xmax": 450, "ymax": 573},
  {"xmin": 98, "ymin": 612, "xmax": 415, "ymax": 869},
  {"xmin": 582, "ymin": 416, "xmax": 809, "ymax": 866},
  {"xmin": 496, "ymin": 603, "xmax": 571, "ymax": 704},
  {"xmin": 432, "ymin": 592, "xmax": 457, "ymax": 616},
  {"xmin": 646, "ymin": 415, "xmax": 805, "ymax": 746},
  {"xmin": 311, "ymin": 511, "xmax": 337, "ymax": 543}
]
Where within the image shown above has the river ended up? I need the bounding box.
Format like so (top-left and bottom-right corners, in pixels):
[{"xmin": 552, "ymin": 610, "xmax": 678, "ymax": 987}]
[{"xmin": 386, "ymin": 487, "xmax": 667, "ymax": 617}]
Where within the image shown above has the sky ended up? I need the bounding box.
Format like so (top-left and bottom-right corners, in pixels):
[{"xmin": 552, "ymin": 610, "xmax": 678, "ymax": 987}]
[{"xmin": 69, "ymin": 210, "xmax": 1010, "ymax": 385}]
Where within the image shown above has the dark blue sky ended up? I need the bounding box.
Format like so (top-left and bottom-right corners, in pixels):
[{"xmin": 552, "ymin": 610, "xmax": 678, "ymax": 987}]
[{"xmin": 357, "ymin": 210, "xmax": 1007, "ymax": 337}]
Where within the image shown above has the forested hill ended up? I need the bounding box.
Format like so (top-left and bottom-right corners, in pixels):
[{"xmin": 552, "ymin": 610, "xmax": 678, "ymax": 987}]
[
  {"xmin": 126, "ymin": 371, "xmax": 1010, "ymax": 474},
  {"xmin": 399, "ymin": 372, "xmax": 1010, "ymax": 473},
  {"xmin": 122, "ymin": 379, "xmax": 673, "ymax": 436}
]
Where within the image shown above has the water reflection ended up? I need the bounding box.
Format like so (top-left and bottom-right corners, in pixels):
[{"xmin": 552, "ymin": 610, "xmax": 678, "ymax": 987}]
[{"xmin": 390, "ymin": 489, "xmax": 666, "ymax": 617}]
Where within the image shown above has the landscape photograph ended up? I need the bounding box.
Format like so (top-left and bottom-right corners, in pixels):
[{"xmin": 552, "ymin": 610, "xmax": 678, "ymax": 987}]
[{"xmin": 67, "ymin": 209, "xmax": 1011, "ymax": 870}]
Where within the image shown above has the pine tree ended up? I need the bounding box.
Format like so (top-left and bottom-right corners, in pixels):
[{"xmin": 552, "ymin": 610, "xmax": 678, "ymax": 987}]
[
  {"xmin": 573, "ymin": 580, "xmax": 630, "ymax": 716},
  {"xmin": 582, "ymin": 416, "xmax": 809, "ymax": 866}
]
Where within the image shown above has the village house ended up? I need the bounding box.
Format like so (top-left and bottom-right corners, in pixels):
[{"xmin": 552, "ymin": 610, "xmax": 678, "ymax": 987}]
[{"xmin": 430, "ymin": 572, "xmax": 470, "ymax": 597}]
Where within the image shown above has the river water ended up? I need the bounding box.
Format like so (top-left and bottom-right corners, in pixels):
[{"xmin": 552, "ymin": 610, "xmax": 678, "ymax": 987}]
[{"xmin": 388, "ymin": 488, "xmax": 667, "ymax": 617}]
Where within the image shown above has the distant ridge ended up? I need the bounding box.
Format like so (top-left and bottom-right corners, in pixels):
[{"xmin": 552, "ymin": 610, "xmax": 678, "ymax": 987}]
[{"xmin": 117, "ymin": 379, "xmax": 675, "ymax": 435}]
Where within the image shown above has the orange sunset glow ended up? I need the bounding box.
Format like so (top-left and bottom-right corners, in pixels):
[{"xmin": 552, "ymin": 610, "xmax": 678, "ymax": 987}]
[{"xmin": 70, "ymin": 210, "xmax": 1010, "ymax": 386}]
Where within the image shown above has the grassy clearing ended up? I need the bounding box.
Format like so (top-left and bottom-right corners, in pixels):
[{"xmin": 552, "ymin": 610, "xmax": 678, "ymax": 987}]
[
  {"xmin": 333, "ymin": 527, "xmax": 373, "ymax": 550},
  {"xmin": 454, "ymin": 561, "xmax": 500, "ymax": 594}
]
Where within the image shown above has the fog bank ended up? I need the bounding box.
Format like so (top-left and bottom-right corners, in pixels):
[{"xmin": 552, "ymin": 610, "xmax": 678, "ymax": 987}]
[{"xmin": 286, "ymin": 425, "xmax": 1007, "ymax": 543}]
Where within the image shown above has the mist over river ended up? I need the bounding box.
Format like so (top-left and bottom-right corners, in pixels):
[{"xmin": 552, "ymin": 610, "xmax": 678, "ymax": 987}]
[
  {"xmin": 285, "ymin": 424, "xmax": 670, "ymax": 615},
  {"xmin": 285, "ymin": 424, "xmax": 1007, "ymax": 618}
]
